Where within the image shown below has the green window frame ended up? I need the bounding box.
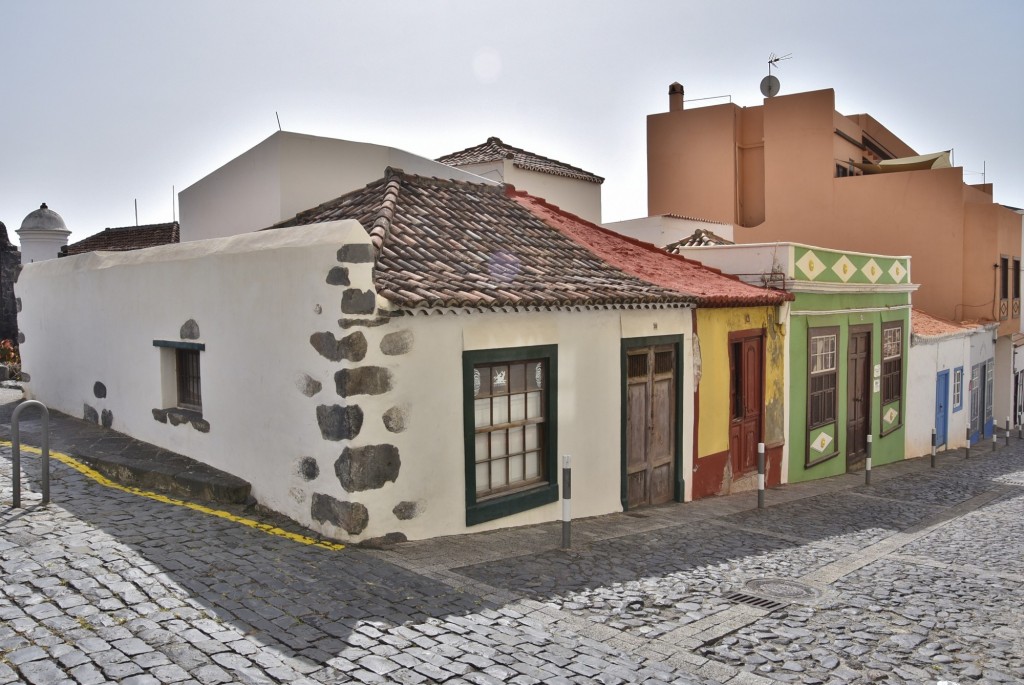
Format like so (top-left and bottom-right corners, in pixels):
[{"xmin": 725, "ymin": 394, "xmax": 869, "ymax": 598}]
[
  {"xmin": 806, "ymin": 326, "xmax": 840, "ymax": 467},
  {"xmin": 880, "ymin": 320, "xmax": 904, "ymax": 437},
  {"xmin": 463, "ymin": 345, "xmax": 558, "ymax": 526}
]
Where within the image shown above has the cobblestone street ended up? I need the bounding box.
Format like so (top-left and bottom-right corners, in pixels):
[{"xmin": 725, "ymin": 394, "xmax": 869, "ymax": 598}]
[{"xmin": 2, "ymin": 408, "xmax": 1023, "ymax": 684}]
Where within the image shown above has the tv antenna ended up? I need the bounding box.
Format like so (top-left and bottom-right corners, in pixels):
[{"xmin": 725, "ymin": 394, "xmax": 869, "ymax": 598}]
[{"xmin": 760, "ymin": 52, "xmax": 792, "ymax": 98}]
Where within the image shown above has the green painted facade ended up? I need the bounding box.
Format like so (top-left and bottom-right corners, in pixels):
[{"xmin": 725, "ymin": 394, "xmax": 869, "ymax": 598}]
[
  {"xmin": 787, "ymin": 285, "xmax": 911, "ymax": 484},
  {"xmin": 793, "ymin": 246, "xmax": 909, "ymax": 286}
]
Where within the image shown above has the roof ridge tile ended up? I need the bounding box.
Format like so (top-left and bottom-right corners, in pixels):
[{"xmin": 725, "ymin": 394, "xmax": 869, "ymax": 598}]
[{"xmin": 437, "ymin": 137, "xmax": 604, "ymax": 184}]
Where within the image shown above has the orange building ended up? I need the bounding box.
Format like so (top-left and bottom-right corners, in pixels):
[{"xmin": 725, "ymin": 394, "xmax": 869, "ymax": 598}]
[{"xmin": 647, "ymin": 83, "xmax": 1023, "ymax": 424}]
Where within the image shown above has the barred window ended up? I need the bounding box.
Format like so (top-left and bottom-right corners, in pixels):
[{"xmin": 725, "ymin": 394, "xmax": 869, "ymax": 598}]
[
  {"xmin": 808, "ymin": 331, "xmax": 837, "ymax": 428},
  {"xmin": 153, "ymin": 340, "xmax": 205, "ymax": 415},
  {"xmin": 176, "ymin": 349, "xmax": 202, "ymax": 411},
  {"xmin": 881, "ymin": 322, "xmax": 903, "ymax": 405}
]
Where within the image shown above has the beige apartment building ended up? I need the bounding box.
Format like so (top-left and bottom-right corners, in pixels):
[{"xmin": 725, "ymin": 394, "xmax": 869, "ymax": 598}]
[{"xmin": 646, "ymin": 83, "xmax": 1024, "ymax": 433}]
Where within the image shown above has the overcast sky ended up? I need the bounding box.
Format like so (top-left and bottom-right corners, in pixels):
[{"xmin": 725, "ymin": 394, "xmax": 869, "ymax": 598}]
[{"xmin": 2, "ymin": 1, "xmax": 1022, "ymax": 244}]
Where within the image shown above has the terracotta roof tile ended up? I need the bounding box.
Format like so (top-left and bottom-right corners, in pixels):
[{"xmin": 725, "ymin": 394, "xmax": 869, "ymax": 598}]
[
  {"xmin": 274, "ymin": 170, "xmax": 787, "ymax": 310},
  {"xmin": 665, "ymin": 228, "xmax": 735, "ymax": 250},
  {"xmin": 437, "ymin": 136, "xmax": 604, "ymax": 184},
  {"xmin": 63, "ymin": 222, "xmax": 179, "ymax": 256},
  {"xmin": 512, "ymin": 193, "xmax": 787, "ymax": 308},
  {"xmin": 911, "ymin": 308, "xmax": 984, "ymax": 339}
]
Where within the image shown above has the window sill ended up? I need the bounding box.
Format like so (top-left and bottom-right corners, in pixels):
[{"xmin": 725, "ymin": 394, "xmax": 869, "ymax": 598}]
[
  {"xmin": 879, "ymin": 421, "xmax": 903, "ymax": 439},
  {"xmin": 805, "ymin": 449, "xmax": 840, "ymax": 469},
  {"xmin": 466, "ymin": 482, "xmax": 558, "ymax": 526},
  {"xmin": 152, "ymin": 407, "xmax": 210, "ymax": 433}
]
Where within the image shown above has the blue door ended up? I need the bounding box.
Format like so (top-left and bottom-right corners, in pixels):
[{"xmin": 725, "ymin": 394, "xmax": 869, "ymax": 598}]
[{"xmin": 935, "ymin": 371, "xmax": 949, "ymax": 447}]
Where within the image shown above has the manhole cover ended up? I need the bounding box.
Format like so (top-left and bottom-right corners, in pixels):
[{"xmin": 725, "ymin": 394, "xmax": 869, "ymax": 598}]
[{"xmin": 744, "ymin": 578, "xmax": 821, "ymax": 600}]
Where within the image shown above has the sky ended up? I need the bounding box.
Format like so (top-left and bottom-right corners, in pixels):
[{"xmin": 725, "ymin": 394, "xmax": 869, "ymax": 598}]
[{"xmin": 2, "ymin": 1, "xmax": 1023, "ymax": 245}]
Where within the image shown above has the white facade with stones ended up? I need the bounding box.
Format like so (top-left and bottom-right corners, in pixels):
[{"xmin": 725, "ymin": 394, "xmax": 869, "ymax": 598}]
[{"xmin": 16, "ymin": 221, "xmax": 697, "ymax": 541}]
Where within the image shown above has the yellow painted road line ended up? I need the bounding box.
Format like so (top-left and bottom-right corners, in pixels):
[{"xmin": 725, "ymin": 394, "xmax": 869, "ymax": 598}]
[{"xmin": 0, "ymin": 440, "xmax": 345, "ymax": 551}]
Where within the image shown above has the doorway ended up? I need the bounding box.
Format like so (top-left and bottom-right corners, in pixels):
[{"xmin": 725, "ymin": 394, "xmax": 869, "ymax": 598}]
[
  {"xmin": 935, "ymin": 370, "xmax": 949, "ymax": 447},
  {"xmin": 728, "ymin": 331, "xmax": 764, "ymax": 477},
  {"xmin": 847, "ymin": 327, "xmax": 871, "ymax": 470},
  {"xmin": 625, "ymin": 344, "xmax": 677, "ymax": 509}
]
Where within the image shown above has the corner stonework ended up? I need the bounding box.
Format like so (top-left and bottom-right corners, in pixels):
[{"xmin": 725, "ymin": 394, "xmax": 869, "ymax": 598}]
[
  {"xmin": 311, "ymin": 493, "xmax": 368, "ymax": 535},
  {"xmin": 334, "ymin": 445, "xmax": 400, "ymax": 492}
]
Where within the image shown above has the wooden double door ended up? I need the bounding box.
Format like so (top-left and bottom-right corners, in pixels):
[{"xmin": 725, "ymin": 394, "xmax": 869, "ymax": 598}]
[{"xmin": 626, "ymin": 344, "xmax": 676, "ymax": 509}]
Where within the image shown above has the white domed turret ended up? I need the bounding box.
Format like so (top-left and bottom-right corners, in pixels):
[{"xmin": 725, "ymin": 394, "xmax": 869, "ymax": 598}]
[{"xmin": 17, "ymin": 203, "xmax": 70, "ymax": 264}]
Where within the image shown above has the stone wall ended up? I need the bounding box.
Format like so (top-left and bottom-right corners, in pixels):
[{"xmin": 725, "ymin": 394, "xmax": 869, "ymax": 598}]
[{"xmin": 0, "ymin": 223, "xmax": 20, "ymax": 342}]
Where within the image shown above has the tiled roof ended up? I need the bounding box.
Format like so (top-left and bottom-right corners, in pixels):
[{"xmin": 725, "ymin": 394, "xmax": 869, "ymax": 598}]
[
  {"xmin": 275, "ymin": 170, "xmax": 787, "ymax": 311},
  {"xmin": 437, "ymin": 137, "xmax": 604, "ymax": 184},
  {"xmin": 664, "ymin": 228, "xmax": 735, "ymax": 251},
  {"xmin": 63, "ymin": 222, "xmax": 180, "ymax": 256},
  {"xmin": 662, "ymin": 213, "xmax": 730, "ymax": 225},
  {"xmin": 911, "ymin": 308, "xmax": 984, "ymax": 340},
  {"xmin": 514, "ymin": 194, "xmax": 786, "ymax": 308}
]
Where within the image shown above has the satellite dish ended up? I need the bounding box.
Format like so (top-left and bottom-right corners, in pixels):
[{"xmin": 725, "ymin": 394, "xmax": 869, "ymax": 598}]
[{"xmin": 760, "ymin": 74, "xmax": 781, "ymax": 98}]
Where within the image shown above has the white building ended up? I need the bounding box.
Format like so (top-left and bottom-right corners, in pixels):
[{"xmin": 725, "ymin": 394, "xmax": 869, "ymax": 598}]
[
  {"xmin": 178, "ymin": 131, "xmax": 493, "ymax": 242},
  {"xmin": 437, "ymin": 137, "xmax": 604, "ymax": 224},
  {"xmin": 19, "ymin": 171, "xmax": 782, "ymax": 542},
  {"xmin": 17, "ymin": 203, "xmax": 70, "ymax": 264}
]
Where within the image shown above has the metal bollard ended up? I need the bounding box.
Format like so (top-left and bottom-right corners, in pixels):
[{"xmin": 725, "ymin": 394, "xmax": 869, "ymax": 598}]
[
  {"xmin": 561, "ymin": 454, "xmax": 571, "ymax": 550},
  {"xmin": 757, "ymin": 442, "xmax": 765, "ymax": 509},
  {"xmin": 1007, "ymin": 418, "xmax": 1011, "ymax": 447},
  {"xmin": 966, "ymin": 426, "xmax": 971, "ymax": 460},
  {"xmin": 11, "ymin": 400, "xmax": 51, "ymax": 508},
  {"xmin": 931, "ymin": 428, "xmax": 936, "ymax": 468},
  {"xmin": 865, "ymin": 434, "xmax": 872, "ymax": 486},
  {"xmin": 993, "ymin": 427, "xmax": 998, "ymax": 452}
]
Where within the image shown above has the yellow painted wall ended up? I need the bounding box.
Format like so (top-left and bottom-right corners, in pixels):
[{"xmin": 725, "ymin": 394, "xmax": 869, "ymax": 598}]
[{"xmin": 696, "ymin": 306, "xmax": 785, "ymax": 459}]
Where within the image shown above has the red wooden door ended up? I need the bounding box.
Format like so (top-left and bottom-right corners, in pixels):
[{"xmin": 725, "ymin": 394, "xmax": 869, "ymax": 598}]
[
  {"xmin": 626, "ymin": 346, "xmax": 676, "ymax": 508},
  {"xmin": 729, "ymin": 334, "xmax": 763, "ymax": 476}
]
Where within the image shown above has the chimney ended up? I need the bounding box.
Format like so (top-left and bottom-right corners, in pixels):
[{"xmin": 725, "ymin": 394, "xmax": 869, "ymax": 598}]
[{"xmin": 669, "ymin": 82, "xmax": 685, "ymax": 112}]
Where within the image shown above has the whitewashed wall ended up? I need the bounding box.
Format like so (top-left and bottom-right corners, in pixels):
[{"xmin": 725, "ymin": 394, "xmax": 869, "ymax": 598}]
[
  {"xmin": 179, "ymin": 132, "xmax": 492, "ymax": 242},
  {"xmin": 18, "ymin": 221, "xmax": 367, "ymax": 527},
  {"xmin": 17, "ymin": 220, "xmax": 695, "ymax": 541},
  {"xmin": 605, "ymin": 216, "xmax": 734, "ymax": 249},
  {"xmin": 321, "ymin": 305, "xmax": 694, "ymax": 541},
  {"xmin": 994, "ymin": 335, "xmax": 1013, "ymax": 425},
  {"xmin": 451, "ymin": 161, "xmax": 602, "ymax": 225},
  {"xmin": 906, "ymin": 335, "xmax": 971, "ymax": 456}
]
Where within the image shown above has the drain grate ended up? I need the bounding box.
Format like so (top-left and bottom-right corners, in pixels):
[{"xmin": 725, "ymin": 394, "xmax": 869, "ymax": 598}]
[
  {"xmin": 744, "ymin": 578, "xmax": 821, "ymax": 601},
  {"xmin": 723, "ymin": 591, "xmax": 787, "ymax": 612},
  {"xmin": 623, "ymin": 512, "xmax": 649, "ymax": 518}
]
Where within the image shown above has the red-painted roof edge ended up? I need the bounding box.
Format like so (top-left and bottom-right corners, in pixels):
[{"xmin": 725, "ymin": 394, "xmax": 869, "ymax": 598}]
[{"xmin": 505, "ymin": 185, "xmax": 792, "ymax": 306}]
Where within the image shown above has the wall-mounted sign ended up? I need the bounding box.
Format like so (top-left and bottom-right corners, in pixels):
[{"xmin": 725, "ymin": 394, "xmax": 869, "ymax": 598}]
[
  {"xmin": 873, "ymin": 364, "xmax": 881, "ymax": 379},
  {"xmin": 873, "ymin": 378, "xmax": 880, "ymax": 393}
]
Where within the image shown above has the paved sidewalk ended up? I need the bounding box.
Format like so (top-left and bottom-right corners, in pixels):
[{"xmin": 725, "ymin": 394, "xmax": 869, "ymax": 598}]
[
  {"xmin": 0, "ymin": 392, "xmax": 249, "ymax": 505},
  {"xmin": 2, "ymin": 389, "xmax": 1023, "ymax": 684}
]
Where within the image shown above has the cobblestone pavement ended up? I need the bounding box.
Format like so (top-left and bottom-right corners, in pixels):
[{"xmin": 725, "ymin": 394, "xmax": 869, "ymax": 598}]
[{"xmin": 2, "ymin": 406, "xmax": 1023, "ymax": 685}]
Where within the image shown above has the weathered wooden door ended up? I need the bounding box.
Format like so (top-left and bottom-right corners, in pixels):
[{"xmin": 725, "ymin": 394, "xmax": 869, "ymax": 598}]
[
  {"xmin": 935, "ymin": 371, "xmax": 949, "ymax": 447},
  {"xmin": 728, "ymin": 334, "xmax": 763, "ymax": 476},
  {"xmin": 847, "ymin": 329, "xmax": 871, "ymax": 468},
  {"xmin": 626, "ymin": 346, "xmax": 676, "ymax": 508}
]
